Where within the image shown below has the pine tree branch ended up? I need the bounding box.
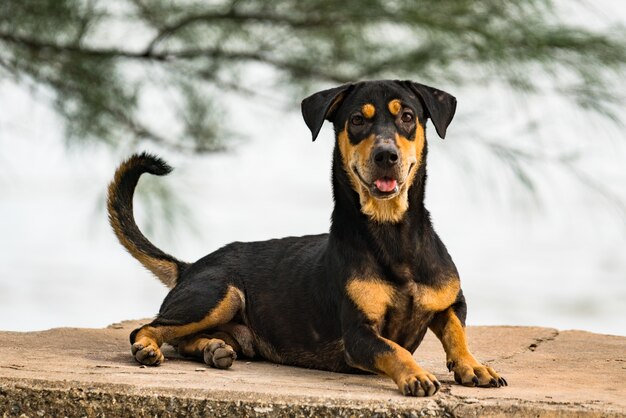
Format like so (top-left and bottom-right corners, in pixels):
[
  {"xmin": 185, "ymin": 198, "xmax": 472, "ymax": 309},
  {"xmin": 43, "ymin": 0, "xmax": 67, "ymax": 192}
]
[
  {"xmin": 144, "ymin": 9, "xmax": 346, "ymax": 54},
  {"xmin": 0, "ymin": 31, "xmax": 350, "ymax": 83}
]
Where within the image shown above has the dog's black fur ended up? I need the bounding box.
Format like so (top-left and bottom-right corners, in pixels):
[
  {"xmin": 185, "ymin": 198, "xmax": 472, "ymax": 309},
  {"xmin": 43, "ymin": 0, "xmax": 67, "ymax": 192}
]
[{"xmin": 107, "ymin": 80, "xmax": 506, "ymax": 397}]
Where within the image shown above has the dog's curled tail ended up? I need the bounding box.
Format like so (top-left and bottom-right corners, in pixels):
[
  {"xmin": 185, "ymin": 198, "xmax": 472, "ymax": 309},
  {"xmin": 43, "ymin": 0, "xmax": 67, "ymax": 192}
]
[{"xmin": 107, "ymin": 152, "xmax": 188, "ymax": 288}]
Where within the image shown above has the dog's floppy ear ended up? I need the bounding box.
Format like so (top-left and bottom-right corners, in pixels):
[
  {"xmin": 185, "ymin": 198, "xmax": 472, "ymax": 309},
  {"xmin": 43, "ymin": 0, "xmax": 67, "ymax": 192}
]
[
  {"xmin": 406, "ymin": 81, "xmax": 457, "ymax": 139},
  {"xmin": 301, "ymin": 84, "xmax": 352, "ymax": 141}
]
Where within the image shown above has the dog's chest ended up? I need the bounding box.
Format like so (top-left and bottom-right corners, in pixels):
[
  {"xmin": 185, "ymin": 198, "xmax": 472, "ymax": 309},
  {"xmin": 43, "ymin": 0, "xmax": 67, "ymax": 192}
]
[{"xmin": 382, "ymin": 280, "xmax": 460, "ymax": 345}]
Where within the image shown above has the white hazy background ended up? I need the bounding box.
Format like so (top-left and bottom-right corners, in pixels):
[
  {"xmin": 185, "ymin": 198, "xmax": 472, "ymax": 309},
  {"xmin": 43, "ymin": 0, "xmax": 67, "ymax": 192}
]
[{"xmin": 0, "ymin": 2, "xmax": 625, "ymax": 336}]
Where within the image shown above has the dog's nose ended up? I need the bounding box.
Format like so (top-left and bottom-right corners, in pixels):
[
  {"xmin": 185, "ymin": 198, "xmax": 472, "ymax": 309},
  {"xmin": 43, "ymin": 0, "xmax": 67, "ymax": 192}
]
[{"xmin": 373, "ymin": 146, "xmax": 399, "ymax": 168}]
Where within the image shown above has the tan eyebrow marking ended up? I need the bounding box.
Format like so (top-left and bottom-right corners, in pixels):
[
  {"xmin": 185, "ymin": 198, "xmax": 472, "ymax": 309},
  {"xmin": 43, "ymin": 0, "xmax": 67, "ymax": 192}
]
[
  {"xmin": 388, "ymin": 99, "xmax": 401, "ymax": 116},
  {"xmin": 361, "ymin": 103, "xmax": 376, "ymax": 119}
]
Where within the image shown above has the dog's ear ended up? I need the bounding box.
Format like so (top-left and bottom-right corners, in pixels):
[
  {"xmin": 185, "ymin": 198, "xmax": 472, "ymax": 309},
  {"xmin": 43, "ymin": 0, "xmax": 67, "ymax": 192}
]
[
  {"xmin": 301, "ymin": 84, "xmax": 352, "ymax": 141},
  {"xmin": 406, "ymin": 81, "xmax": 457, "ymax": 139}
]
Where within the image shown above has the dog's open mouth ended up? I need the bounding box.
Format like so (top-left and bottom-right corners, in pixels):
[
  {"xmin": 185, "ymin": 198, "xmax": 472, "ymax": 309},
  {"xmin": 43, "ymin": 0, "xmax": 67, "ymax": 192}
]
[
  {"xmin": 374, "ymin": 177, "xmax": 398, "ymax": 193},
  {"xmin": 353, "ymin": 167, "xmax": 401, "ymax": 199}
]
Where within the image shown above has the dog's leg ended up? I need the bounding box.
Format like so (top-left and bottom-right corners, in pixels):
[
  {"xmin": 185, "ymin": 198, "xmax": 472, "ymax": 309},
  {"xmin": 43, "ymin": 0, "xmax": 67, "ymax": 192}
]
[
  {"xmin": 177, "ymin": 332, "xmax": 238, "ymax": 369},
  {"xmin": 343, "ymin": 324, "xmax": 440, "ymax": 397},
  {"xmin": 429, "ymin": 306, "xmax": 507, "ymax": 387},
  {"xmin": 129, "ymin": 284, "xmax": 243, "ymax": 366}
]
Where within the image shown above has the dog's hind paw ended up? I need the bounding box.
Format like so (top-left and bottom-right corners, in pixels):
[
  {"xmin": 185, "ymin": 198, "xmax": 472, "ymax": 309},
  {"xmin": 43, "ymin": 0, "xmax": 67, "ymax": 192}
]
[
  {"xmin": 131, "ymin": 341, "xmax": 164, "ymax": 366},
  {"xmin": 203, "ymin": 339, "xmax": 237, "ymax": 369}
]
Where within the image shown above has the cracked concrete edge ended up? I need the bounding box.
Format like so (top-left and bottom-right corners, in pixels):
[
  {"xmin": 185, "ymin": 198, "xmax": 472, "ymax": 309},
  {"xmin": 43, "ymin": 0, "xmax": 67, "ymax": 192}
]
[
  {"xmin": 527, "ymin": 329, "xmax": 560, "ymax": 353},
  {"xmin": 483, "ymin": 328, "xmax": 561, "ymax": 364},
  {"xmin": 1, "ymin": 378, "xmax": 622, "ymax": 418}
]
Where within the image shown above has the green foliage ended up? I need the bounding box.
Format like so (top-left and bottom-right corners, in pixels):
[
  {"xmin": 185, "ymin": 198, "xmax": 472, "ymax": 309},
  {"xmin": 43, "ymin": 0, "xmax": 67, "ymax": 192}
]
[
  {"xmin": 1, "ymin": 0, "xmax": 625, "ymax": 223},
  {"xmin": 1, "ymin": 0, "xmax": 624, "ymax": 153}
]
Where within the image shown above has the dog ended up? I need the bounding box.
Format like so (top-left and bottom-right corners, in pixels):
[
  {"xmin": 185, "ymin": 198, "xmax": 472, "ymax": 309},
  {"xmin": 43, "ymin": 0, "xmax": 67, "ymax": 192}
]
[{"xmin": 107, "ymin": 80, "xmax": 506, "ymax": 397}]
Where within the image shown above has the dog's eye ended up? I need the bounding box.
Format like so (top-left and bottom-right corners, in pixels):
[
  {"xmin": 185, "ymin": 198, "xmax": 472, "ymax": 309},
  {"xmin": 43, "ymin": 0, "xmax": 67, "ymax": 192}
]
[
  {"xmin": 401, "ymin": 112, "xmax": 414, "ymax": 123},
  {"xmin": 350, "ymin": 115, "xmax": 364, "ymax": 126}
]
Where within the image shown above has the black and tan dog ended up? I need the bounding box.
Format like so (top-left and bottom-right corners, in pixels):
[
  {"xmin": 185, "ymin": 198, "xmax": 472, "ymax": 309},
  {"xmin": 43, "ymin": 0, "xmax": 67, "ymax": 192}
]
[{"xmin": 107, "ymin": 80, "xmax": 506, "ymax": 397}]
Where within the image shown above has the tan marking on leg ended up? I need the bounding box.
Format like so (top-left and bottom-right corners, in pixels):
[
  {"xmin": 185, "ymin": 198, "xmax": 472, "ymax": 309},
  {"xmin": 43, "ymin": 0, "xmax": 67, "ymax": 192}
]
[
  {"xmin": 388, "ymin": 99, "xmax": 401, "ymax": 116},
  {"xmin": 361, "ymin": 103, "xmax": 376, "ymax": 119},
  {"xmin": 178, "ymin": 333, "xmax": 238, "ymax": 357},
  {"xmin": 346, "ymin": 278, "xmax": 395, "ymax": 323},
  {"xmin": 438, "ymin": 309, "xmax": 474, "ymax": 362},
  {"xmin": 431, "ymin": 308, "xmax": 506, "ymax": 387},
  {"xmin": 178, "ymin": 333, "xmax": 237, "ymax": 369},
  {"xmin": 137, "ymin": 286, "xmax": 244, "ymax": 354},
  {"xmin": 177, "ymin": 335, "xmax": 213, "ymax": 358},
  {"xmin": 131, "ymin": 327, "xmax": 165, "ymax": 366},
  {"xmin": 374, "ymin": 339, "xmax": 439, "ymax": 396}
]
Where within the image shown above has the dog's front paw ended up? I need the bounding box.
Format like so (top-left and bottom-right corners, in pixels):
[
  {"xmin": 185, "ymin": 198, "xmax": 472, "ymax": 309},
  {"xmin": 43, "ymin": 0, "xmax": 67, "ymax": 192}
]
[
  {"xmin": 396, "ymin": 370, "xmax": 441, "ymax": 397},
  {"xmin": 447, "ymin": 358, "xmax": 507, "ymax": 388},
  {"xmin": 131, "ymin": 341, "xmax": 164, "ymax": 366}
]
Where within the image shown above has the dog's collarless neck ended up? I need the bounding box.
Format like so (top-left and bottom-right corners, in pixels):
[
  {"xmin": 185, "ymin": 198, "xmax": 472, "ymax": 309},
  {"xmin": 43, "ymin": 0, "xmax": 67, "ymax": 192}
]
[{"xmin": 330, "ymin": 161, "xmax": 431, "ymax": 266}]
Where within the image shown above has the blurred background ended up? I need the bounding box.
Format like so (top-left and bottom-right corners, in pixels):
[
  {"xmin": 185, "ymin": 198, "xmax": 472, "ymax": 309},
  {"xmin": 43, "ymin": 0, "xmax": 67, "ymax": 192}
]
[{"xmin": 0, "ymin": 1, "xmax": 624, "ymax": 335}]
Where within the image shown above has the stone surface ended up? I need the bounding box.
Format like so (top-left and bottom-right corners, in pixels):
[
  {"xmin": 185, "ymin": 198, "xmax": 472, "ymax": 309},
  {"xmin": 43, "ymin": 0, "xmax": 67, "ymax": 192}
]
[{"xmin": 0, "ymin": 320, "xmax": 624, "ymax": 417}]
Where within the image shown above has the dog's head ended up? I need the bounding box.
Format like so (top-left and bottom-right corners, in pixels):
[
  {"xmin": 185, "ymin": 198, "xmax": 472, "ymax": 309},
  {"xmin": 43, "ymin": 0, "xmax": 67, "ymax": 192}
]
[{"xmin": 302, "ymin": 80, "xmax": 456, "ymax": 223}]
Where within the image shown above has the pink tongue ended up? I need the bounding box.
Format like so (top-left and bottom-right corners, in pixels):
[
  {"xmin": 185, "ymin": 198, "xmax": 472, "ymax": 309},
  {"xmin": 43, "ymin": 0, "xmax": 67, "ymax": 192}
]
[{"xmin": 375, "ymin": 178, "xmax": 397, "ymax": 192}]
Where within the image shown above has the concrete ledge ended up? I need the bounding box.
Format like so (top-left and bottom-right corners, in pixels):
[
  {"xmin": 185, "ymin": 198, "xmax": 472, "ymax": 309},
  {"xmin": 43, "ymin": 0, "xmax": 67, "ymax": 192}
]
[{"xmin": 0, "ymin": 320, "xmax": 624, "ymax": 417}]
